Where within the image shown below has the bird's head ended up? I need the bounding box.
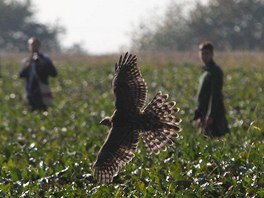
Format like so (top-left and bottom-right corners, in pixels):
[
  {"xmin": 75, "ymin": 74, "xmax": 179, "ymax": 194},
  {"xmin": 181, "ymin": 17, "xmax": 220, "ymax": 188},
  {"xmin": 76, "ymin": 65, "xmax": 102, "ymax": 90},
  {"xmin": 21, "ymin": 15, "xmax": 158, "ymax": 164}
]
[{"xmin": 99, "ymin": 117, "xmax": 112, "ymax": 127}]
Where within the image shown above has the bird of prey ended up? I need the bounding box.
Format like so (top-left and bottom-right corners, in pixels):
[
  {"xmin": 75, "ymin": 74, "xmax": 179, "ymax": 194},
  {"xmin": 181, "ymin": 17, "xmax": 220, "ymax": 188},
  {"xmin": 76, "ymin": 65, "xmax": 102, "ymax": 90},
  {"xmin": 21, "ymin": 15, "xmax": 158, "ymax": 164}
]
[{"xmin": 93, "ymin": 52, "xmax": 181, "ymax": 184}]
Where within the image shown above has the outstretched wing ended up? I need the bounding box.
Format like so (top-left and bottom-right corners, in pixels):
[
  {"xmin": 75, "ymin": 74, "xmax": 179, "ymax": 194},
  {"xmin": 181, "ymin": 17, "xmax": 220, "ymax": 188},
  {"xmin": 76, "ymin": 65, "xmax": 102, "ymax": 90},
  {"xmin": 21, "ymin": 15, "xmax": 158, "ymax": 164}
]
[
  {"xmin": 93, "ymin": 126, "xmax": 140, "ymax": 184},
  {"xmin": 113, "ymin": 52, "xmax": 147, "ymax": 112}
]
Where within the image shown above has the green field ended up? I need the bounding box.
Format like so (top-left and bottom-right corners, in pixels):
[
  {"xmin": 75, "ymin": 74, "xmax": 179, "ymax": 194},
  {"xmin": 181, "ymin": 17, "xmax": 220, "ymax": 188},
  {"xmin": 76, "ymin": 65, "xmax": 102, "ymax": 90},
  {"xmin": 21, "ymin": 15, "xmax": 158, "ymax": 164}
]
[{"xmin": 0, "ymin": 53, "xmax": 263, "ymax": 197}]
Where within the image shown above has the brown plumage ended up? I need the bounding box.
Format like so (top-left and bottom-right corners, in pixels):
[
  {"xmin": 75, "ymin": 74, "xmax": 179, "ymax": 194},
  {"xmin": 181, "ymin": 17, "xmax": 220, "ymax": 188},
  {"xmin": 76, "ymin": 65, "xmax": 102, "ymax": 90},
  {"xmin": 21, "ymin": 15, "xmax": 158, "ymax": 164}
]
[{"xmin": 93, "ymin": 52, "xmax": 181, "ymax": 184}]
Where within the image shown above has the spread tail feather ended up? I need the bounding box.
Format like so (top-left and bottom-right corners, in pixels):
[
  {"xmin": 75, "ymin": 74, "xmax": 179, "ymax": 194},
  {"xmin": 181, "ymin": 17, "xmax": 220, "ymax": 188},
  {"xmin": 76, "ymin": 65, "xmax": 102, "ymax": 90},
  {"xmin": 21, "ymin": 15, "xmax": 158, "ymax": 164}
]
[{"xmin": 141, "ymin": 91, "xmax": 181, "ymax": 154}]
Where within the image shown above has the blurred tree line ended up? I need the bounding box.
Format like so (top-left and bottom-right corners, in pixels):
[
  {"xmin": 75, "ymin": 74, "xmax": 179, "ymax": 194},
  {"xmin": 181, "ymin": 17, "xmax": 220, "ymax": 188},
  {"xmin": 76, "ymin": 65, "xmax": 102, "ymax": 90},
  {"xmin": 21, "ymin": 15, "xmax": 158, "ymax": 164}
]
[
  {"xmin": 0, "ymin": 0, "xmax": 64, "ymax": 52},
  {"xmin": 131, "ymin": 0, "xmax": 264, "ymax": 51}
]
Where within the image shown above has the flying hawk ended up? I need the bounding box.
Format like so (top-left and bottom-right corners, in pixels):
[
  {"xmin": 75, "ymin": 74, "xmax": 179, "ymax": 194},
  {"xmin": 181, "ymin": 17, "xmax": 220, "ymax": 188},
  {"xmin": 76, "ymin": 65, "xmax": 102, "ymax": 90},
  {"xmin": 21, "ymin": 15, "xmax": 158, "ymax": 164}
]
[{"xmin": 94, "ymin": 52, "xmax": 181, "ymax": 183}]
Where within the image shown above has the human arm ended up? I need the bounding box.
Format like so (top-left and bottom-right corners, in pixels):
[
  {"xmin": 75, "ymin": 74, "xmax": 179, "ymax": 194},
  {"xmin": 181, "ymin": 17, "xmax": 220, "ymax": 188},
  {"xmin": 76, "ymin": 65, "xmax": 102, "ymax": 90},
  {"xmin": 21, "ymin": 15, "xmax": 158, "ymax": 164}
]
[
  {"xmin": 45, "ymin": 57, "xmax": 57, "ymax": 77},
  {"xmin": 206, "ymin": 67, "xmax": 223, "ymax": 120},
  {"xmin": 195, "ymin": 72, "xmax": 211, "ymax": 120},
  {"xmin": 19, "ymin": 58, "xmax": 31, "ymax": 78},
  {"xmin": 36, "ymin": 55, "xmax": 57, "ymax": 77}
]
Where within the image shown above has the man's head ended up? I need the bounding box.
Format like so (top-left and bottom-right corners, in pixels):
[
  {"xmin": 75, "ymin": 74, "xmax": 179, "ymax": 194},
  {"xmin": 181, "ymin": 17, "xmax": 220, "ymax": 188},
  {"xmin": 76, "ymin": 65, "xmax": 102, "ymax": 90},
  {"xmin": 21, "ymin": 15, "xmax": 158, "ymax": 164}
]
[
  {"xmin": 28, "ymin": 37, "xmax": 41, "ymax": 53},
  {"xmin": 199, "ymin": 41, "xmax": 214, "ymax": 65}
]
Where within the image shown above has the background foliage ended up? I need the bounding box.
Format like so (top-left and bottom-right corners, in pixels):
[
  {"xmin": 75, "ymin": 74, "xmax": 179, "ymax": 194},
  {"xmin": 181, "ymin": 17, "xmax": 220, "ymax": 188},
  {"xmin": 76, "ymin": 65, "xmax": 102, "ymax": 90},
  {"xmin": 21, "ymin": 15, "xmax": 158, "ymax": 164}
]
[
  {"xmin": 0, "ymin": 52, "xmax": 263, "ymax": 197},
  {"xmin": 131, "ymin": 0, "xmax": 264, "ymax": 51},
  {"xmin": 0, "ymin": 0, "xmax": 63, "ymax": 52},
  {"xmin": 1, "ymin": 0, "xmax": 264, "ymax": 52}
]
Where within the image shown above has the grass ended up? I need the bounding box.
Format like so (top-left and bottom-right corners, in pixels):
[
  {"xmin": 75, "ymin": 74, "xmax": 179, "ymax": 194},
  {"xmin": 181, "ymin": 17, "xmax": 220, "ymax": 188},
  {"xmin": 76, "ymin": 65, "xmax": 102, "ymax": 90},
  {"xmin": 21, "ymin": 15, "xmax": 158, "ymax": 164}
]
[{"xmin": 0, "ymin": 52, "xmax": 263, "ymax": 197}]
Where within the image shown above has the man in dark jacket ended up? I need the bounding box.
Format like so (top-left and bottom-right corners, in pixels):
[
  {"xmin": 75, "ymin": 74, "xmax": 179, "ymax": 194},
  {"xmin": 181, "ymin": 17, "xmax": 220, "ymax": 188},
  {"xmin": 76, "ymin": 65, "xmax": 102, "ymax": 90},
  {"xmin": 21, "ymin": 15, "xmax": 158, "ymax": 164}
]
[
  {"xmin": 193, "ymin": 42, "xmax": 229, "ymax": 137},
  {"xmin": 19, "ymin": 37, "xmax": 57, "ymax": 111}
]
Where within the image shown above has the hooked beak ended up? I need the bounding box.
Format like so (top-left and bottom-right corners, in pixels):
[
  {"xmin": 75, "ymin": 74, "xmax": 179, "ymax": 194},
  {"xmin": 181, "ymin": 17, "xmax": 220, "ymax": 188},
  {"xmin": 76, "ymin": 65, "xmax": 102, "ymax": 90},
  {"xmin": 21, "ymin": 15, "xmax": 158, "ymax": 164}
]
[{"xmin": 99, "ymin": 117, "xmax": 112, "ymax": 127}]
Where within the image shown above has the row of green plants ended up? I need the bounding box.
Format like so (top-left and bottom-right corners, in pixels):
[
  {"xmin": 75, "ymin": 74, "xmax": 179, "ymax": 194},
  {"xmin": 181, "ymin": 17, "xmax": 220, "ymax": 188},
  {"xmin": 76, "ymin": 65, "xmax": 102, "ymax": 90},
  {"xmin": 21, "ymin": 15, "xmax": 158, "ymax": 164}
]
[{"xmin": 0, "ymin": 58, "xmax": 263, "ymax": 197}]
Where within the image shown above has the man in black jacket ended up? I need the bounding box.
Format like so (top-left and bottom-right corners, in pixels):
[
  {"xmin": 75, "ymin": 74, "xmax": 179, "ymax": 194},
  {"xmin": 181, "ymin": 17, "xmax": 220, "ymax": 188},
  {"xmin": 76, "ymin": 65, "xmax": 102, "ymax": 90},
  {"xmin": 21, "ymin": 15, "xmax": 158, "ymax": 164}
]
[
  {"xmin": 19, "ymin": 37, "xmax": 57, "ymax": 111},
  {"xmin": 193, "ymin": 42, "xmax": 229, "ymax": 137}
]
